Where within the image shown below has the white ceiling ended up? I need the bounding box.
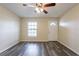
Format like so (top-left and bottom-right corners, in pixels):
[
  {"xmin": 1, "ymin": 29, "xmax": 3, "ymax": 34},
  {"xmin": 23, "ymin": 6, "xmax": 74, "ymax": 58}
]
[{"xmin": 0, "ymin": 3, "xmax": 77, "ymax": 17}]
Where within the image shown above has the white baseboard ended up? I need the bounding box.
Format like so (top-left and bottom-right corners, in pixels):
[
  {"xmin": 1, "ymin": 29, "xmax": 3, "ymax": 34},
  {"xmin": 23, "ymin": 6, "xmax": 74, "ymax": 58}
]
[
  {"xmin": 20, "ymin": 40, "xmax": 48, "ymax": 42},
  {"xmin": 20, "ymin": 40, "xmax": 58, "ymax": 42},
  {"xmin": 48, "ymin": 40, "xmax": 58, "ymax": 41},
  {"xmin": 0, "ymin": 41, "xmax": 19, "ymax": 53},
  {"xmin": 58, "ymin": 40, "xmax": 79, "ymax": 55}
]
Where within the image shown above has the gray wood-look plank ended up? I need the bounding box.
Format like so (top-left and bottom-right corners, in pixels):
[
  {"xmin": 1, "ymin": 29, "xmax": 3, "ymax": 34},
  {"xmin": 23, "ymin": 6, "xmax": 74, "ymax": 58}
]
[{"xmin": 0, "ymin": 41, "xmax": 78, "ymax": 56}]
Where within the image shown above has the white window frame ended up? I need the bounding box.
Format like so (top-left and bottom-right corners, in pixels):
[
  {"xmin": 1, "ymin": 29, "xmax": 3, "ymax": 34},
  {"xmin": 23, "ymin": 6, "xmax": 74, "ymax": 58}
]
[{"xmin": 27, "ymin": 22, "xmax": 37, "ymax": 37}]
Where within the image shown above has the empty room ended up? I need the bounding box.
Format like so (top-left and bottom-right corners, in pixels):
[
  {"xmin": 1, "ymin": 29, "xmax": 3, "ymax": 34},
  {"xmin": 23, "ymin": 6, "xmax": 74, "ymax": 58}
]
[{"xmin": 0, "ymin": 3, "xmax": 79, "ymax": 56}]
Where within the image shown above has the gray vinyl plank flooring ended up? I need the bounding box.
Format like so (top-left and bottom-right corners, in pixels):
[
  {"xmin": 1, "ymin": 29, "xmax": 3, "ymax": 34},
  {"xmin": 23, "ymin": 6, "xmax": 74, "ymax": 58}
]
[{"xmin": 0, "ymin": 41, "xmax": 78, "ymax": 56}]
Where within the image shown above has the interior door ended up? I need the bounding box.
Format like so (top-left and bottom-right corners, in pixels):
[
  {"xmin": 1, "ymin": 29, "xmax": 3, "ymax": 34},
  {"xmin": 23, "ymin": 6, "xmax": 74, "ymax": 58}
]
[{"xmin": 48, "ymin": 21, "xmax": 57, "ymax": 41}]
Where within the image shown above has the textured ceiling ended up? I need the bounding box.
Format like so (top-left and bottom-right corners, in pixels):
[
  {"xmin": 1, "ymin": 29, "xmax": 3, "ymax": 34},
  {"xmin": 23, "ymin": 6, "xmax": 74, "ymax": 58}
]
[{"xmin": 0, "ymin": 3, "xmax": 77, "ymax": 17}]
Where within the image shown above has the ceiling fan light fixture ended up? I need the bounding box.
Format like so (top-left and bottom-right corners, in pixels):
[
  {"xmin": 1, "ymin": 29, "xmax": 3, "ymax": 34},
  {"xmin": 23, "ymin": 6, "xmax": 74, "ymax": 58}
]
[
  {"xmin": 35, "ymin": 7, "xmax": 44, "ymax": 13},
  {"xmin": 35, "ymin": 8, "xmax": 41, "ymax": 13},
  {"xmin": 40, "ymin": 8, "xmax": 43, "ymax": 12}
]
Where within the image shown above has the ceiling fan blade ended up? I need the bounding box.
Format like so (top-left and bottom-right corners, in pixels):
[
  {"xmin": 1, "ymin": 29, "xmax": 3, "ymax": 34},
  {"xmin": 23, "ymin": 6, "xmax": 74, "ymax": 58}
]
[
  {"xmin": 43, "ymin": 10, "xmax": 48, "ymax": 14},
  {"xmin": 23, "ymin": 4, "xmax": 27, "ymax": 6},
  {"xmin": 23, "ymin": 4, "xmax": 36, "ymax": 8},
  {"xmin": 44, "ymin": 3, "xmax": 56, "ymax": 7},
  {"xmin": 27, "ymin": 5, "xmax": 36, "ymax": 8}
]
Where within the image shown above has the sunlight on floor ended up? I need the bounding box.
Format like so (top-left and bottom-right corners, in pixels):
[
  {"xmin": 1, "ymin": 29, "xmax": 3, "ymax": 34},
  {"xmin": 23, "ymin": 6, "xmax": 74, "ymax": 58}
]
[{"xmin": 24, "ymin": 43, "xmax": 41, "ymax": 56}]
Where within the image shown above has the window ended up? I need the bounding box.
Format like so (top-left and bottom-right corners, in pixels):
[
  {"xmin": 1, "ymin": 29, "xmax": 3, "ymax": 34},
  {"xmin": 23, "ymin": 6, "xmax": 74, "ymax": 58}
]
[{"xmin": 28, "ymin": 22, "xmax": 37, "ymax": 37}]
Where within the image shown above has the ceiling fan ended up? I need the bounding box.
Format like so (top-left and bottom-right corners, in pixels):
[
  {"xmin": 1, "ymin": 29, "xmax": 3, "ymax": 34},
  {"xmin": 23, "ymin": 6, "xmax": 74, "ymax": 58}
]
[{"xmin": 22, "ymin": 3, "xmax": 56, "ymax": 14}]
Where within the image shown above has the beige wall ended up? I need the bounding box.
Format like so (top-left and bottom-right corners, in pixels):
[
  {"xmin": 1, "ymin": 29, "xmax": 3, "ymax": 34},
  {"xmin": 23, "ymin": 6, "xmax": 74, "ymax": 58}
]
[
  {"xmin": 20, "ymin": 17, "xmax": 58, "ymax": 42},
  {"xmin": 0, "ymin": 6, "xmax": 20, "ymax": 53},
  {"xmin": 59, "ymin": 4, "xmax": 79, "ymax": 55}
]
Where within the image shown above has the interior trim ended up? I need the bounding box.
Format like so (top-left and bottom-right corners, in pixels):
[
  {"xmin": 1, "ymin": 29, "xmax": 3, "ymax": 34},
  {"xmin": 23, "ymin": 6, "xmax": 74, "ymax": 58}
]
[{"xmin": 58, "ymin": 40, "xmax": 79, "ymax": 55}]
